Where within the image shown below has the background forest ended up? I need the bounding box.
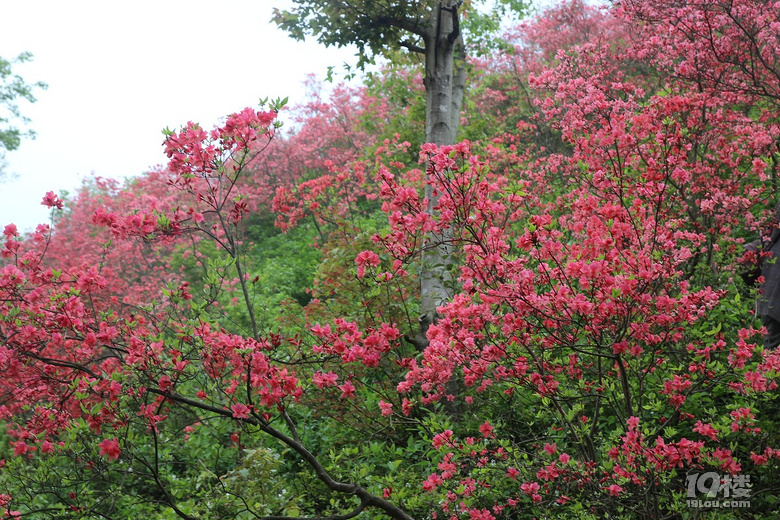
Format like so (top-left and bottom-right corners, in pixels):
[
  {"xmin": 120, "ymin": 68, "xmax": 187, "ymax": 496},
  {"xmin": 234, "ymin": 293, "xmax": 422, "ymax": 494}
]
[{"xmin": 1, "ymin": 0, "xmax": 780, "ymax": 519}]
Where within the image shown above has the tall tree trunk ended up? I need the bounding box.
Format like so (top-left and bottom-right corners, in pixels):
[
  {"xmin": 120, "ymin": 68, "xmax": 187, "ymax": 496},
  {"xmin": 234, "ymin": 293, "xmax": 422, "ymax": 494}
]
[
  {"xmin": 414, "ymin": 2, "xmax": 465, "ymax": 344},
  {"xmin": 423, "ymin": 2, "xmax": 462, "ymax": 146}
]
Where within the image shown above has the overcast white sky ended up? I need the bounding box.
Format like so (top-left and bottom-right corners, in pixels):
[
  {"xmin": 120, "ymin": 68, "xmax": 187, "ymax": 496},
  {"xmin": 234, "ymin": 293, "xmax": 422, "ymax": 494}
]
[{"xmin": 0, "ymin": 1, "xmax": 361, "ymax": 231}]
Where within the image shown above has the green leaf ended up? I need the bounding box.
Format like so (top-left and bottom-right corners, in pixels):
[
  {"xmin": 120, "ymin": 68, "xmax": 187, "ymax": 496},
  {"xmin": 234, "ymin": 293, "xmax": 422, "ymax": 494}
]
[{"xmin": 705, "ymin": 322, "xmax": 722, "ymax": 335}]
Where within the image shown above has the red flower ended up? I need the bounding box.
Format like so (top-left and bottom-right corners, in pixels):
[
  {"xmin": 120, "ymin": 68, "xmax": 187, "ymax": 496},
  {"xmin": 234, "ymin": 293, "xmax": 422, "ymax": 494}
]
[
  {"xmin": 231, "ymin": 403, "xmax": 251, "ymax": 419},
  {"xmin": 378, "ymin": 400, "xmax": 393, "ymax": 416},
  {"xmin": 355, "ymin": 250, "xmax": 381, "ymax": 277},
  {"xmin": 41, "ymin": 191, "xmax": 64, "ymax": 210},
  {"xmin": 2, "ymin": 223, "xmax": 17, "ymax": 238},
  {"xmin": 338, "ymin": 380, "xmax": 356, "ymax": 399},
  {"xmin": 521, "ymin": 481, "xmax": 540, "ymax": 496},
  {"xmin": 312, "ymin": 371, "xmax": 338, "ymax": 389},
  {"xmin": 98, "ymin": 438, "xmax": 121, "ymax": 460},
  {"xmin": 431, "ymin": 430, "xmax": 454, "ymax": 449},
  {"xmin": 13, "ymin": 441, "xmax": 28, "ymax": 456}
]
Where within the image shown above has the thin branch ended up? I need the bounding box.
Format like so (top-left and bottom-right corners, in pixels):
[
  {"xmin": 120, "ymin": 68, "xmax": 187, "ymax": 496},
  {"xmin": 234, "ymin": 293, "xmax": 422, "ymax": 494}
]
[
  {"xmin": 281, "ymin": 407, "xmax": 301, "ymax": 444},
  {"xmin": 146, "ymin": 388, "xmax": 416, "ymax": 520},
  {"xmin": 22, "ymin": 352, "xmax": 100, "ymax": 379},
  {"xmin": 399, "ymin": 40, "xmax": 425, "ymax": 54}
]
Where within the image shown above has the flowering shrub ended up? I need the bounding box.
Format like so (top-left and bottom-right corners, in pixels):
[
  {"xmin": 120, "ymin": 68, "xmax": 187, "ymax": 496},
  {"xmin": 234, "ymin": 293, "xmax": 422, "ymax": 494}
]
[{"xmin": 1, "ymin": 1, "xmax": 779, "ymax": 519}]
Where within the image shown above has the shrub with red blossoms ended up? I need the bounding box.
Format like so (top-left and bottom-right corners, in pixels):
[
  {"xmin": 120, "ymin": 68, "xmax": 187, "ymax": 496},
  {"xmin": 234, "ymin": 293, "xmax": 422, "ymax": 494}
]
[{"xmin": 1, "ymin": 1, "xmax": 780, "ymax": 519}]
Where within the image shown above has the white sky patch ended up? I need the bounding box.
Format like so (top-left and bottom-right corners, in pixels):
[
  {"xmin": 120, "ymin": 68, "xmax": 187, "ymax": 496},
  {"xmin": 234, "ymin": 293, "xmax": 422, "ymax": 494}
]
[{"xmin": 0, "ymin": 0, "xmax": 361, "ymax": 231}]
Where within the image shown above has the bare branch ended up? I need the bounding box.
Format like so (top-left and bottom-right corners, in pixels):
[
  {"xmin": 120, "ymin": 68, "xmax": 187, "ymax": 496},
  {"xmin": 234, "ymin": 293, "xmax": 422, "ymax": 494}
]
[{"xmin": 400, "ymin": 40, "xmax": 425, "ymax": 54}]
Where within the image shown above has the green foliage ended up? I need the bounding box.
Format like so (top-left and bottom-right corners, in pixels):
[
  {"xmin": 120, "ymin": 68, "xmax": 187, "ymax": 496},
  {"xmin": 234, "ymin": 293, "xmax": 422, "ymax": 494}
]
[
  {"xmin": 242, "ymin": 212, "xmax": 321, "ymax": 320},
  {"xmin": 272, "ymin": 1, "xmax": 432, "ymax": 70},
  {"xmin": 461, "ymin": 0, "xmax": 529, "ymax": 54},
  {"xmin": 273, "ymin": 0, "xmax": 528, "ymax": 77},
  {"xmin": 0, "ymin": 52, "xmax": 46, "ymax": 176},
  {"xmin": 362, "ymin": 65, "xmax": 427, "ymax": 155}
]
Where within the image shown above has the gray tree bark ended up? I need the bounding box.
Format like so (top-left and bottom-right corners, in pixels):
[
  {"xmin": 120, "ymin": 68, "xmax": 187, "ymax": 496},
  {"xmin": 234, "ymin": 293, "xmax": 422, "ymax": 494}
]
[{"xmin": 413, "ymin": 1, "xmax": 465, "ymax": 347}]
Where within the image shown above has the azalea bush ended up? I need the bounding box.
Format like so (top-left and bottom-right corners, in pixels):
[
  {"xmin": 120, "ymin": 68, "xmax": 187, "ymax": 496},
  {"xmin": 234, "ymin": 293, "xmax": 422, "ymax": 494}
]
[{"xmin": 1, "ymin": 1, "xmax": 780, "ymax": 519}]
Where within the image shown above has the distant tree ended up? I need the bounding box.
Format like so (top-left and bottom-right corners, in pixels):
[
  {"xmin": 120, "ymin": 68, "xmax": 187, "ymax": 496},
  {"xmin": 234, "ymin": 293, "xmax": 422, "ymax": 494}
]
[
  {"xmin": 0, "ymin": 52, "xmax": 46, "ymax": 180},
  {"xmin": 273, "ymin": 1, "xmax": 528, "ymax": 333}
]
